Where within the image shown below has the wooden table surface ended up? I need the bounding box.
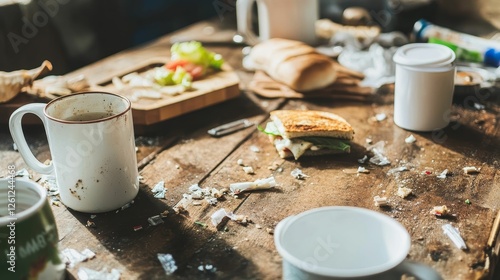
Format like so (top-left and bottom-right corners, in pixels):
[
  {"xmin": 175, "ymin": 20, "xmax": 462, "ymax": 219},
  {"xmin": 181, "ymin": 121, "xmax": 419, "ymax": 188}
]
[{"xmin": 1, "ymin": 19, "xmax": 500, "ymax": 280}]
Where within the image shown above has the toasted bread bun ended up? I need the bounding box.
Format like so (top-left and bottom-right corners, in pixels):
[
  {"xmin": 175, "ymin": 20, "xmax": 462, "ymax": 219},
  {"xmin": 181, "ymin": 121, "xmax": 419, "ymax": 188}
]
[
  {"xmin": 270, "ymin": 110, "xmax": 354, "ymax": 140},
  {"xmin": 248, "ymin": 38, "xmax": 337, "ymax": 91}
]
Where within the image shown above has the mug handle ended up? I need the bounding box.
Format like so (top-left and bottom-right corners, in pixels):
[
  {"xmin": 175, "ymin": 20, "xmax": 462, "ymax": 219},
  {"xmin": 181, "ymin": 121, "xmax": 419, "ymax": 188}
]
[
  {"xmin": 395, "ymin": 260, "xmax": 443, "ymax": 280},
  {"xmin": 236, "ymin": 0, "xmax": 259, "ymax": 45},
  {"xmin": 9, "ymin": 103, "xmax": 54, "ymax": 175}
]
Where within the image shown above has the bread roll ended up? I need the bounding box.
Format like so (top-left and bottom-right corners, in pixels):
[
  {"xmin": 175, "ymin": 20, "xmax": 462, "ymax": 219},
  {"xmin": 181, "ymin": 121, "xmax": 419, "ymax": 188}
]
[{"xmin": 248, "ymin": 38, "xmax": 337, "ymax": 92}]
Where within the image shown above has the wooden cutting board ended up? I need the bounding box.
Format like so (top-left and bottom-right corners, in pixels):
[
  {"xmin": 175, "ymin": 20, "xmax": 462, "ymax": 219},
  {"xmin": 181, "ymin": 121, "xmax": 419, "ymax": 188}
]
[{"xmin": 0, "ymin": 58, "xmax": 240, "ymax": 126}]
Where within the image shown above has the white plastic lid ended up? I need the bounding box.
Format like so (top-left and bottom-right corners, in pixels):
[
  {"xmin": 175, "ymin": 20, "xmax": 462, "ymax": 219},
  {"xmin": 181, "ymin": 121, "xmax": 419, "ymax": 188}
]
[{"xmin": 393, "ymin": 43, "xmax": 455, "ymax": 67}]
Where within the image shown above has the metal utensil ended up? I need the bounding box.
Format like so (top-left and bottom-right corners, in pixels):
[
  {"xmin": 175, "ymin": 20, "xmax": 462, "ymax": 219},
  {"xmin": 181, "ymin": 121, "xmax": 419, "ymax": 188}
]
[{"xmin": 207, "ymin": 119, "xmax": 254, "ymax": 137}]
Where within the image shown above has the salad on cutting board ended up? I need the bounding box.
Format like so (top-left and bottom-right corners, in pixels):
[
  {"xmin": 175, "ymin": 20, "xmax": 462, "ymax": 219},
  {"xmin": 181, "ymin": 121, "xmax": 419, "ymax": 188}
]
[
  {"xmin": 96, "ymin": 41, "xmax": 240, "ymax": 125},
  {"xmin": 108, "ymin": 41, "xmax": 227, "ymax": 102}
]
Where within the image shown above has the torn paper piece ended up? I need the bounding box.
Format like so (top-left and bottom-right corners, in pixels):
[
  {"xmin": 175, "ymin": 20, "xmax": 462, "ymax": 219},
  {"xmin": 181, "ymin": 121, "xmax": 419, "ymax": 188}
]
[
  {"xmin": 211, "ymin": 188, "xmax": 224, "ymax": 198},
  {"xmin": 437, "ymin": 169, "xmax": 448, "ymax": 179},
  {"xmin": 463, "ymin": 166, "xmax": 480, "ymax": 174},
  {"xmin": 374, "ymin": 196, "xmax": 389, "ymax": 207},
  {"xmin": 367, "ymin": 141, "xmax": 391, "ymax": 166},
  {"xmin": 397, "ymin": 187, "xmax": 412, "ymax": 198},
  {"xmin": 442, "ymin": 224, "xmax": 467, "ymax": 250},
  {"xmin": 189, "ymin": 184, "xmax": 201, "ymax": 193},
  {"xmin": 229, "ymin": 176, "xmax": 276, "ymax": 194},
  {"xmin": 151, "ymin": 181, "xmax": 167, "ymax": 199},
  {"xmin": 81, "ymin": 248, "xmax": 96, "ymax": 260},
  {"xmin": 148, "ymin": 215, "xmax": 164, "ymax": 226},
  {"xmin": 357, "ymin": 167, "xmax": 370, "ymax": 174},
  {"xmin": 375, "ymin": 113, "xmax": 387, "ymax": 122},
  {"xmin": 430, "ymin": 205, "xmax": 449, "ymax": 217},
  {"xmin": 158, "ymin": 253, "xmax": 178, "ymax": 275},
  {"xmin": 226, "ymin": 212, "xmax": 251, "ymax": 226},
  {"xmin": 77, "ymin": 267, "xmax": 121, "ymax": 280},
  {"xmin": 291, "ymin": 168, "xmax": 309, "ymax": 180},
  {"xmin": 211, "ymin": 208, "xmax": 229, "ymax": 227},
  {"xmin": 211, "ymin": 208, "xmax": 252, "ymax": 227},
  {"xmin": 205, "ymin": 197, "xmax": 218, "ymax": 205},
  {"xmin": 120, "ymin": 200, "xmax": 134, "ymax": 211},
  {"xmin": 388, "ymin": 166, "xmax": 408, "ymax": 174},
  {"xmin": 61, "ymin": 248, "xmax": 95, "ymax": 268},
  {"xmin": 405, "ymin": 134, "xmax": 416, "ymax": 144},
  {"xmin": 358, "ymin": 155, "xmax": 368, "ymax": 164}
]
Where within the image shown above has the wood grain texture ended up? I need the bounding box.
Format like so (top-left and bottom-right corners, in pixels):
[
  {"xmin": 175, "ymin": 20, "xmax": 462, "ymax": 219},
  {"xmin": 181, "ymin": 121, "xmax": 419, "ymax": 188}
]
[{"xmin": 0, "ymin": 18, "xmax": 499, "ymax": 280}]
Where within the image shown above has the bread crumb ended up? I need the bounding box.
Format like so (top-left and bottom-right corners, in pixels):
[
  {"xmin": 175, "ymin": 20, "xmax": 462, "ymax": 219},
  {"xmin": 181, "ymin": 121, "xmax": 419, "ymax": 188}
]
[
  {"xmin": 397, "ymin": 187, "xmax": 412, "ymax": 198},
  {"xmin": 430, "ymin": 205, "xmax": 449, "ymax": 216},
  {"xmin": 374, "ymin": 195, "xmax": 388, "ymax": 207},
  {"xmin": 463, "ymin": 166, "xmax": 480, "ymax": 174}
]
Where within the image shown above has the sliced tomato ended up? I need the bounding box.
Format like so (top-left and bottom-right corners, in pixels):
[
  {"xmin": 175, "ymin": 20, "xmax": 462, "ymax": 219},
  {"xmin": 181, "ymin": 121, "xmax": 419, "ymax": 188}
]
[
  {"xmin": 165, "ymin": 60, "xmax": 205, "ymax": 80},
  {"xmin": 189, "ymin": 65, "xmax": 204, "ymax": 80},
  {"xmin": 165, "ymin": 59, "xmax": 189, "ymax": 71}
]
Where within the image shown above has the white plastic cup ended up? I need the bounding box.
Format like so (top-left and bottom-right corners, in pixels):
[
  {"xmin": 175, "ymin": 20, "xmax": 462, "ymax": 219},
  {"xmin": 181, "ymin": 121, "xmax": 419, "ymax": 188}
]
[
  {"xmin": 274, "ymin": 206, "xmax": 442, "ymax": 280},
  {"xmin": 393, "ymin": 43, "xmax": 456, "ymax": 131}
]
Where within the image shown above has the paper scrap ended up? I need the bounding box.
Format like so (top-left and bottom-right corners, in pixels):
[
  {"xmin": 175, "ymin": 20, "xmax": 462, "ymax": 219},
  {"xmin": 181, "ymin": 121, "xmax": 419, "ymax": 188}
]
[
  {"xmin": 157, "ymin": 253, "xmax": 178, "ymax": 275},
  {"xmin": 463, "ymin": 166, "xmax": 480, "ymax": 174},
  {"xmin": 148, "ymin": 215, "xmax": 164, "ymax": 226},
  {"xmin": 374, "ymin": 196, "xmax": 389, "ymax": 207},
  {"xmin": 397, "ymin": 187, "xmax": 412, "ymax": 198},
  {"xmin": 405, "ymin": 134, "xmax": 416, "ymax": 144},
  {"xmin": 229, "ymin": 176, "xmax": 276, "ymax": 194},
  {"xmin": 77, "ymin": 267, "xmax": 121, "ymax": 280},
  {"xmin": 442, "ymin": 224, "xmax": 467, "ymax": 250},
  {"xmin": 61, "ymin": 248, "xmax": 96, "ymax": 268},
  {"xmin": 151, "ymin": 181, "xmax": 167, "ymax": 199},
  {"xmin": 437, "ymin": 169, "xmax": 448, "ymax": 179},
  {"xmin": 291, "ymin": 168, "xmax": 309, "ymax": 179},
  {"xmin": 366, "ymin": 141, "xmax": 391, "ymax": 166}
]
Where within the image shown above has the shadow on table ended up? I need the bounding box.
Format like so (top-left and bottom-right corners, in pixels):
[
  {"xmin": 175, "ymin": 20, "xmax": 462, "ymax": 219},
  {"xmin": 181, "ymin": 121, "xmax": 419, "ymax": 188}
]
[{"xmin": 67, "ymin": 187, "xmax": 262, "ymax": 279}]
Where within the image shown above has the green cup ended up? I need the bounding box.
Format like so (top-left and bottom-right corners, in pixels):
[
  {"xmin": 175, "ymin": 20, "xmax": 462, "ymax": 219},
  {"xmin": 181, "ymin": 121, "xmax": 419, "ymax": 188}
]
[{"xmin": 0, "ymin": 177, "xmax": 65, "ymax": 280}]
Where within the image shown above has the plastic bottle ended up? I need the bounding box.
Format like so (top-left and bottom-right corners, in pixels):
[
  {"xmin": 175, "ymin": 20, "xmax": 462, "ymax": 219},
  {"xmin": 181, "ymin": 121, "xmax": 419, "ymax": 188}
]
[{"xmin": 413, "ymin": 19, "xmax": 500, "ymax": 67}]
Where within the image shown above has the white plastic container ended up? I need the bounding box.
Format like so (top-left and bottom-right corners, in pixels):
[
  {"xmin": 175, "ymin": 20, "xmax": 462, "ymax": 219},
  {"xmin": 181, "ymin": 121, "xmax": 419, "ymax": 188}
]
[{"xmin": 393, "ymin": 43, "xmax": 456, "ymax": 131}]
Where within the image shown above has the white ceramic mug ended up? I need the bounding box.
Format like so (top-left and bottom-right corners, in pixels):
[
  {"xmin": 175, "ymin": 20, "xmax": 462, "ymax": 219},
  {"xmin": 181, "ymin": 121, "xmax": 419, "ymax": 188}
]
[
  {"xmin": 274, "ymin": 206, "xmax": 443, "ymax": 280},
  {"xmin": 237, "ymin": 0, "xmax": 318, "ymax": 45},
  {"xmin": 393, "ymin": 43, "xmax": 456, "ymax": 131},
  {"xmin": 9, "ymin": 92, "xmax": 139, "ymax": 213}
]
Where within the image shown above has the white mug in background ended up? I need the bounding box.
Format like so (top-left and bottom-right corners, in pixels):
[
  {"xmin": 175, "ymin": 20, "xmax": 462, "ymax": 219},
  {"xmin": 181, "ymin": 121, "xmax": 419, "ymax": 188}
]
[
  {"xmin": 393, "ymin": 43, "xmax": 456, "ymax": 131},
  {"xmin": 9, "ymin": 92, "xmax": 139, "ymax": 213},
  {"xmin": 237, "ymin": 0, "xmax": 319, "ymax": 45},
  {"xmin": 274, "ymin": 206, "xmax": 443, "ymax": 280}
]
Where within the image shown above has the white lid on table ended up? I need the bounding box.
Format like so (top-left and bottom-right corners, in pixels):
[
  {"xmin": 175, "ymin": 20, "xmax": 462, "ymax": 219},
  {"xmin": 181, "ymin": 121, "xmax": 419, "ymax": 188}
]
[{"xmin": 393, "ymin": 43, "xmax": 455, "ymax": 68}]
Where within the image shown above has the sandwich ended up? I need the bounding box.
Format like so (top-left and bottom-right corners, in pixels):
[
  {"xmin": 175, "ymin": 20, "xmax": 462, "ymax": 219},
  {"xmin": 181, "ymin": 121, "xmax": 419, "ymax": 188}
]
[{"xmin": 260, "ymin": 110, "xmax": 354, "ymax": 160}]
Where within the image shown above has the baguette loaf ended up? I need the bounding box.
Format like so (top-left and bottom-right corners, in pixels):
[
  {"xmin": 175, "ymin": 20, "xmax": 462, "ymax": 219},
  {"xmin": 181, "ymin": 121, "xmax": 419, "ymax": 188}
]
[{"xmin": 248, "ymin": 38, "xmax": 337, "ymax": 92}]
